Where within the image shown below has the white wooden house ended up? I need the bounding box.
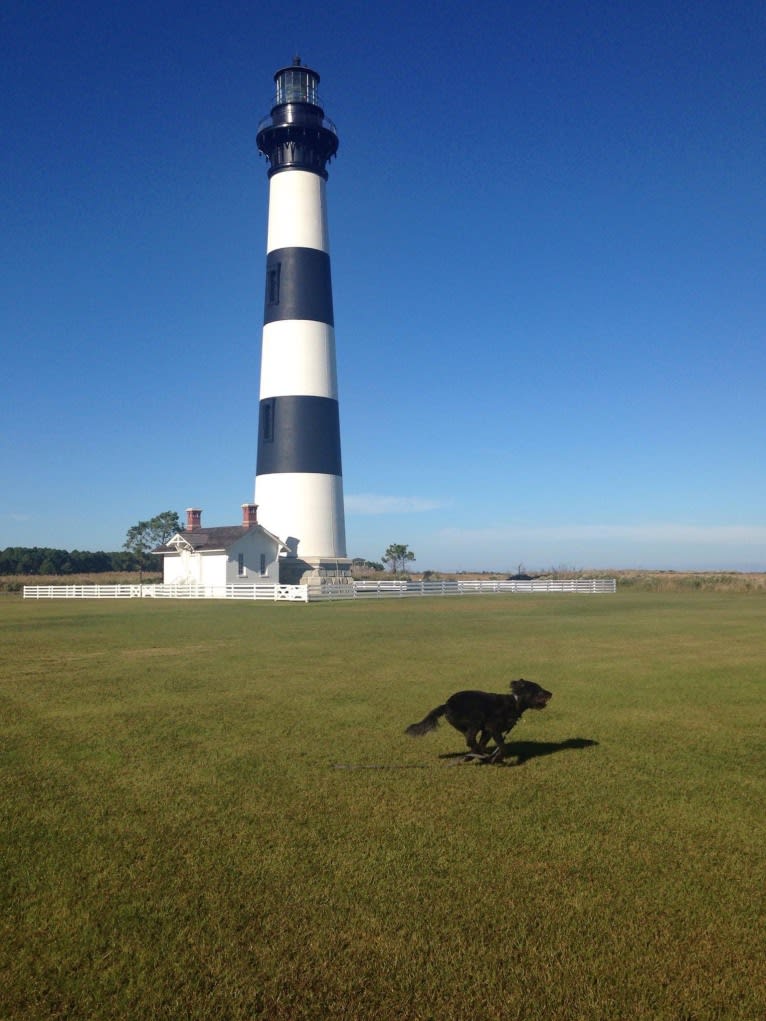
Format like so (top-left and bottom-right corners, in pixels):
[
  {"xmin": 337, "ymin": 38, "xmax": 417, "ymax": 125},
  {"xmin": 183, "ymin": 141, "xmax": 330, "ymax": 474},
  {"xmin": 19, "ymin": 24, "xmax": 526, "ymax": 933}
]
[{"xmin": 155, "ymin": 505, "xmax": 287, "ymax": 586}]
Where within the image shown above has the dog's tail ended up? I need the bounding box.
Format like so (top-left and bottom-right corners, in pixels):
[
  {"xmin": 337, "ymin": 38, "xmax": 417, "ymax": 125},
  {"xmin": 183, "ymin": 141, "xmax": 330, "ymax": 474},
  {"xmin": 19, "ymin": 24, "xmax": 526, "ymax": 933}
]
[{"xmin": 405, "ymin": 704, "xmax": 447, "ymax": 738}]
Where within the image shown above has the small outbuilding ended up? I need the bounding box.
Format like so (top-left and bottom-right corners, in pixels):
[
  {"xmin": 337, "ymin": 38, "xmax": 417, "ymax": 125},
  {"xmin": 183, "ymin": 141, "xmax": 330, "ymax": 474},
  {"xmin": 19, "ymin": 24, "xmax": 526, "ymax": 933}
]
[{"xmin": 155, "ymin": 505, "xmax": 287, "ymax": 586}]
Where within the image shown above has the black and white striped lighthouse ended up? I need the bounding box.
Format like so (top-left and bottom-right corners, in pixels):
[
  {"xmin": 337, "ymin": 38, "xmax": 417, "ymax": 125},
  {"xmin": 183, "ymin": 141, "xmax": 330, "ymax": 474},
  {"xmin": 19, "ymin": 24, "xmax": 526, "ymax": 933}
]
[{"xmin": 254, "ymin": 59, "xmax": 349, "ymax": 581}]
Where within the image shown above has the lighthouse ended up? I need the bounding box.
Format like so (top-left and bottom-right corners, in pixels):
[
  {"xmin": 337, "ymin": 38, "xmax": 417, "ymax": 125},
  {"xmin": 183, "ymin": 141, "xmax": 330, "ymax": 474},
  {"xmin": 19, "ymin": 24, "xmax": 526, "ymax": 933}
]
[{"xmin": 254, "ymin": 59, "xmax": 349, "ymax": 584}]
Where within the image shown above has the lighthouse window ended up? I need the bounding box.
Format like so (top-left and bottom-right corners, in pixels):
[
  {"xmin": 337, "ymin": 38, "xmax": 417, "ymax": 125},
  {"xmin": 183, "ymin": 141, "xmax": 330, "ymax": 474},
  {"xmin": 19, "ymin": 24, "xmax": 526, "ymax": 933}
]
[
  {"xmin": 267, "ymin": 263, "xmax": 281, "ymax": 305},
  {"xmin": 237, "ymin": 553, "xmax": 246, "ymax": 577},
  {"xmin": 260, "ymin": 554, "xmax": 267, "ymax": 576},
  {"xmin": 276, "ymin": 69, "xmax": 318, "ymax": 106},
  {"xmin": 261, "ymin": 401, "xmax": 274, "ymax": 442}
]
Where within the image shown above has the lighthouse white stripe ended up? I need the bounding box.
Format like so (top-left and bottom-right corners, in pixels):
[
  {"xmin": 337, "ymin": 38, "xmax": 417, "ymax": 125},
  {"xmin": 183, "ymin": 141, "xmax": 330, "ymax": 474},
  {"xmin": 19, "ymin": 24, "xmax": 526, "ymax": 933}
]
[
  {"xmin": 267, "ymin": 171, "xmax": 329, "ymax": 253},
  {"xmin": 255, "ymin": 473, "xmax": 346, "ymax": 558},
  {"xmin": 259, "ymin": 320, "xmax": 338, "ymax": 398}
]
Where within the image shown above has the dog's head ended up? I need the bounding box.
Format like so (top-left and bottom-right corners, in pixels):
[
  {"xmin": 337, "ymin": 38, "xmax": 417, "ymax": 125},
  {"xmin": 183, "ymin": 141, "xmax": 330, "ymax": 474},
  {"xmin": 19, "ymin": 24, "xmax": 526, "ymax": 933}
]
[{"xmin": 510, "ymin": 678, "xmax": 552, "ymax": 709}]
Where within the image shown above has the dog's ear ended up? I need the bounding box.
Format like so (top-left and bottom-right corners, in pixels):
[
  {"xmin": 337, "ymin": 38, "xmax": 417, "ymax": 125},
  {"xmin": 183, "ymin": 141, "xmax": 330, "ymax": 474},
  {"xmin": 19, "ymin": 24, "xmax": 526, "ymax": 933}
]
[{"xmin": 510, "ymin": 678, "xmax": 524, "ymax": 692}]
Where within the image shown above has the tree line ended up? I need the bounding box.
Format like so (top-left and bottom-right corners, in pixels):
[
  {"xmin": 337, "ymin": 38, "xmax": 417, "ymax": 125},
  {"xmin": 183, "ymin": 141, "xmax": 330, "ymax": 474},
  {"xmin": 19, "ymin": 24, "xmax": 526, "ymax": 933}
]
[
  {"xmin": 0, "ymin": 547, "xmax": 142, "ymax": 576},
  {"xmin": 2, "ymin": 521, "xmax": 418, "ymax": 577},
  {"xmin": 1, "ymin": 511, "xmax": 183, "ymax": 576}
]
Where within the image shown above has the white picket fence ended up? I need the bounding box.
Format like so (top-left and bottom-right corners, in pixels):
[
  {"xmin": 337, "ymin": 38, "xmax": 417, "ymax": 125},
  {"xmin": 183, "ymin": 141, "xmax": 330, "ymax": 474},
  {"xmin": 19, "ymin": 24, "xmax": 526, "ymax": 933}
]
[{"xmin": 24, "ymin": 578, "xmax": 615, "ymax": 602}]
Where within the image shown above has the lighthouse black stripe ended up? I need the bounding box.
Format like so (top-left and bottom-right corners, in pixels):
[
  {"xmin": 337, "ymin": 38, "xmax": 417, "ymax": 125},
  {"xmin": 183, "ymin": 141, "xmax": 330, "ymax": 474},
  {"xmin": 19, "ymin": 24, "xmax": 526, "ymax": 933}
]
[
  {"xmin": 256, "ymin": 395, "xmax": 342, "ymax": 476},
  {"xmin": 264, "ymin": 247, "xmax": 334, "ymax": 326}
]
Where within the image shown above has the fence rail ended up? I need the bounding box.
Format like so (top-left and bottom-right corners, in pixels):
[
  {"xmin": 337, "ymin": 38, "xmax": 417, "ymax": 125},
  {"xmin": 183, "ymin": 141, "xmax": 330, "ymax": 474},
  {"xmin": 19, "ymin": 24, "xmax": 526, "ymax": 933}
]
[
  {"xmin": 311, "ymin": 579, "xmax": 617, "ymax": 599},
  {"xmin": 23, "ymin": 583, "xmax": 309, "ymax": 602},
  {"xmin": 23, "ymin": 578, "xmax": 615, "ymax": 602}
]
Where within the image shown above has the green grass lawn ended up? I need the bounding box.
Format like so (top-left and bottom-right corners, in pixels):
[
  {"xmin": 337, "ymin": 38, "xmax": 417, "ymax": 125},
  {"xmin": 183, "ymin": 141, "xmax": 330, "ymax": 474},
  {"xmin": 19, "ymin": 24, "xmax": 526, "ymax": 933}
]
[{"xmin": 1, "ymin": 593, "xmax": 764, "ymax": 1020}]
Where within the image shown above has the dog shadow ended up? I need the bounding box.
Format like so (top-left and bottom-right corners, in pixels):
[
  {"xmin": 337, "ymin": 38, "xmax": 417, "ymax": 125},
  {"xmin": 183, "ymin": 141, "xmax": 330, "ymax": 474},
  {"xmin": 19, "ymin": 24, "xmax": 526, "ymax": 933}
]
[{"xmin": 439, "ymin": 737, "xmax": 599, "ymax": 765}]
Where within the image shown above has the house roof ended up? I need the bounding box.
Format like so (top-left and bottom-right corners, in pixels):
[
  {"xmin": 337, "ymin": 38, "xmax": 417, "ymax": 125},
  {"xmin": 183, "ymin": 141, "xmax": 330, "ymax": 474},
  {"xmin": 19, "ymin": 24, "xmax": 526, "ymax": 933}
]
[{"xmin": 153, "ymin": 524, "xmax": 287, "ymax": 555}]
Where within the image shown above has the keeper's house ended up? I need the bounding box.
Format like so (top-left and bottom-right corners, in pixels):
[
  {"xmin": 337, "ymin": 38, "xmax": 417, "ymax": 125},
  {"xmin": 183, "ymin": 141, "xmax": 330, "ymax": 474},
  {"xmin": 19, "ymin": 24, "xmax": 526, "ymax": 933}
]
[{"xmin": 155, "ymin": 505, "xmax": 286, "ymax": 586}]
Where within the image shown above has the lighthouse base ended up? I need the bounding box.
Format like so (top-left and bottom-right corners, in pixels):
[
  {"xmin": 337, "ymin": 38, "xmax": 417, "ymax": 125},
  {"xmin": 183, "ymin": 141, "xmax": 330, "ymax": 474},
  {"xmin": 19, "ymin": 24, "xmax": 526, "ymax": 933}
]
[{"xmin": 279, "ymin": 555, "xmax": 353, "ymax": 586}]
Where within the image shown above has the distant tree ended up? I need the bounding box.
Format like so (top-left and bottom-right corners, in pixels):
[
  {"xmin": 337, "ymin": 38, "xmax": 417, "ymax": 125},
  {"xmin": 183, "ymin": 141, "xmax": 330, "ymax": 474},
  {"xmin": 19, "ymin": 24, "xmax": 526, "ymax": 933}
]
[
  {"xmin": 124, "ymin": 511, "xmax": 181, "ymax": 568},
  {"xmin": 16, "ymin": 550, "xmax": 41, "ymax": 574},
  {"xmin": 69, "ymin": 550, "xmax": 90, "ymax": 573},
  {"xmin": 90, "ymin": 551, "xmax": 113, "ymax": 572},
  {"xmin": 109, "ymin": 550, "xmax": 136, "ymax": 572},
  {"xmin": 382, "ymin": 544, "xmax": 416, "ymax": 574},
  {"xmin": 39, "ymin": 550, "xmax": 71, "ymax": 575}
]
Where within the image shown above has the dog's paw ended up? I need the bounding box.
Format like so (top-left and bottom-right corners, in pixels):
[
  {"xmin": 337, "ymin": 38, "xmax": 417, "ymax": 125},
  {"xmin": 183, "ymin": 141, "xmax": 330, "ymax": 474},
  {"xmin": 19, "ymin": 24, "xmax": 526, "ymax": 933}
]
[{"xmin": 461, "ymin": 752, "xmax": 489, "ymax": 764}]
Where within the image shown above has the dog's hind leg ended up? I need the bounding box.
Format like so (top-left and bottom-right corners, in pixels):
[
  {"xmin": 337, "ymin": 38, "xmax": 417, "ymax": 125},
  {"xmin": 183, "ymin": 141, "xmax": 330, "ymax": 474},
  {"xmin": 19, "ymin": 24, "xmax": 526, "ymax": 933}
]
[{"xmin": 464, "ymin": 727, "xmax": 483, "ymax": 754}]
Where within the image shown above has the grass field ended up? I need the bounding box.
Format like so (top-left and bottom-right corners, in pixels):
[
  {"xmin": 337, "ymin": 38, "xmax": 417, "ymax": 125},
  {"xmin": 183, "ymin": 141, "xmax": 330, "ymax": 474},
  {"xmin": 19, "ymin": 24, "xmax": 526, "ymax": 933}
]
[{"xmin": 1, "ymin": 593, "xmax": 764, "ymax": 1020}]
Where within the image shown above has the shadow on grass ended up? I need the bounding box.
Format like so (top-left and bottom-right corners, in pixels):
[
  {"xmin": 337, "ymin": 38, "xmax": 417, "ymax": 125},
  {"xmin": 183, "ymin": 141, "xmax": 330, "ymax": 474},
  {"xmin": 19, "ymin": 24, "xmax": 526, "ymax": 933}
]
[{"xmin": 438, "ymin": 737, "xmax": 599, "ymax": 765}]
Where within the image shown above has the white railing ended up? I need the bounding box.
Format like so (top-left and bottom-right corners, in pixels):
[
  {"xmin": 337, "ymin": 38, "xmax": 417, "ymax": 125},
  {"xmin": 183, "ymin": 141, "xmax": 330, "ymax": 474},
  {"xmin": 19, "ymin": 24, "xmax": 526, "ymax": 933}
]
[
  {"xmin": 311, "ymin": 579, "xmax": 616, "ymax": 600},
  {"xmin": 23, "ymin": 583, "xmax": 309, "ymax": 602},
  {"xmin": 23, "ymin": 584, "xmax": 142, "ymax": 599},
  {"xmin": 23, "ymin": 578, "xmax": 615, "ymax": 602}
]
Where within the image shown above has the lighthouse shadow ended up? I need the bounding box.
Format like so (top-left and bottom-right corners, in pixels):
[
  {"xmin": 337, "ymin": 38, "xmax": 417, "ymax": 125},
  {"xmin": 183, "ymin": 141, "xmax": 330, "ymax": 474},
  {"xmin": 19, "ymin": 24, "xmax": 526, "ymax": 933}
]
[{"xmin": 439, "ymin": 737, "xmax": 599, "ymax": 765}]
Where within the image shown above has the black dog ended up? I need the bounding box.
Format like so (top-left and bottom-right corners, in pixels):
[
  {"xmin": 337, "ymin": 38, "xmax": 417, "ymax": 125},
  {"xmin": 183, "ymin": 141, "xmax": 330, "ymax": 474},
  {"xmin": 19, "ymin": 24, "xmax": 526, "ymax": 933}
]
[{"xmin": 405, "ymin": 679, "xmax": 552, "ymax": 763}]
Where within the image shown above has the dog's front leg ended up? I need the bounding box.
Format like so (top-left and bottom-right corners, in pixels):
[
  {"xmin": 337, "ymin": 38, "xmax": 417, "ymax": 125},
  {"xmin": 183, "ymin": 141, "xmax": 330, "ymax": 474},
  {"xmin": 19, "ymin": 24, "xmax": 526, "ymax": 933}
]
[{"xmin": 485, "ymin": 727, "xmax": 508, "ymax": 764}]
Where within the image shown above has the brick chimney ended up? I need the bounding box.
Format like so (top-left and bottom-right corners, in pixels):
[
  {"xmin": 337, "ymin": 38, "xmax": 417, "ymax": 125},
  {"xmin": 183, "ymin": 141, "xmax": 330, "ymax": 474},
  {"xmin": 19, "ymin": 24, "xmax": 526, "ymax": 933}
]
[
  {"xmin": 186, "ymin": 508, "xmax": 202, "ymax": 532},
  {"xmin": 242, "ymin": 503, "xmax": 258, "ymax": 528}
]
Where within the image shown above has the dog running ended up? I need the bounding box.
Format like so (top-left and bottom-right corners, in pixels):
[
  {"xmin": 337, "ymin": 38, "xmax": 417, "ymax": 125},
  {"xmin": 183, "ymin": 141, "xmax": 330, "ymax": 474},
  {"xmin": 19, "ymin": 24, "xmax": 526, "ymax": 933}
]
[{"xmin": 405, "ymin": 679, "xmax": 552, "ymax": 763}]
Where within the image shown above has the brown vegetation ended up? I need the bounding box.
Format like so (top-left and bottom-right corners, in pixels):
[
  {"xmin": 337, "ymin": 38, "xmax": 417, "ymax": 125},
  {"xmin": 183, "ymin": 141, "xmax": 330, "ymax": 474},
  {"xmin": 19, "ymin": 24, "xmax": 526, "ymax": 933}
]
[{"xmin": 0, "ymin": 571, "xmax": 163, "ymax": 594}]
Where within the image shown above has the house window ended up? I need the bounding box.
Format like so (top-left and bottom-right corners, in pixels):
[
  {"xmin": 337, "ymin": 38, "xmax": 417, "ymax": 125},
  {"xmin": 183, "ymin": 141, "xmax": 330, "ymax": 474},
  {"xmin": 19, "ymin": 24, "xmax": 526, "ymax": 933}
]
[
  {"xmin": 238, "ymin": 553, "xmax": 246, "ymax": 577},
  {"xmin": 260, "ymin": 554, "xmax": 267, "ymax": 576},
  {"xmin": 267, "ymin": 262, "xmax": 281, "ymax": 305}
]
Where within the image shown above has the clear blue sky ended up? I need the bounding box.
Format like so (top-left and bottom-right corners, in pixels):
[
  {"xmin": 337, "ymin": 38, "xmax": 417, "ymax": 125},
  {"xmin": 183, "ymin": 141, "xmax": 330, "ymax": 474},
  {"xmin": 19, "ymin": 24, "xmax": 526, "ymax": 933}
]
[{"xmin": 2, "ymin": 0, "xmax": 765, "ymax": 571}]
